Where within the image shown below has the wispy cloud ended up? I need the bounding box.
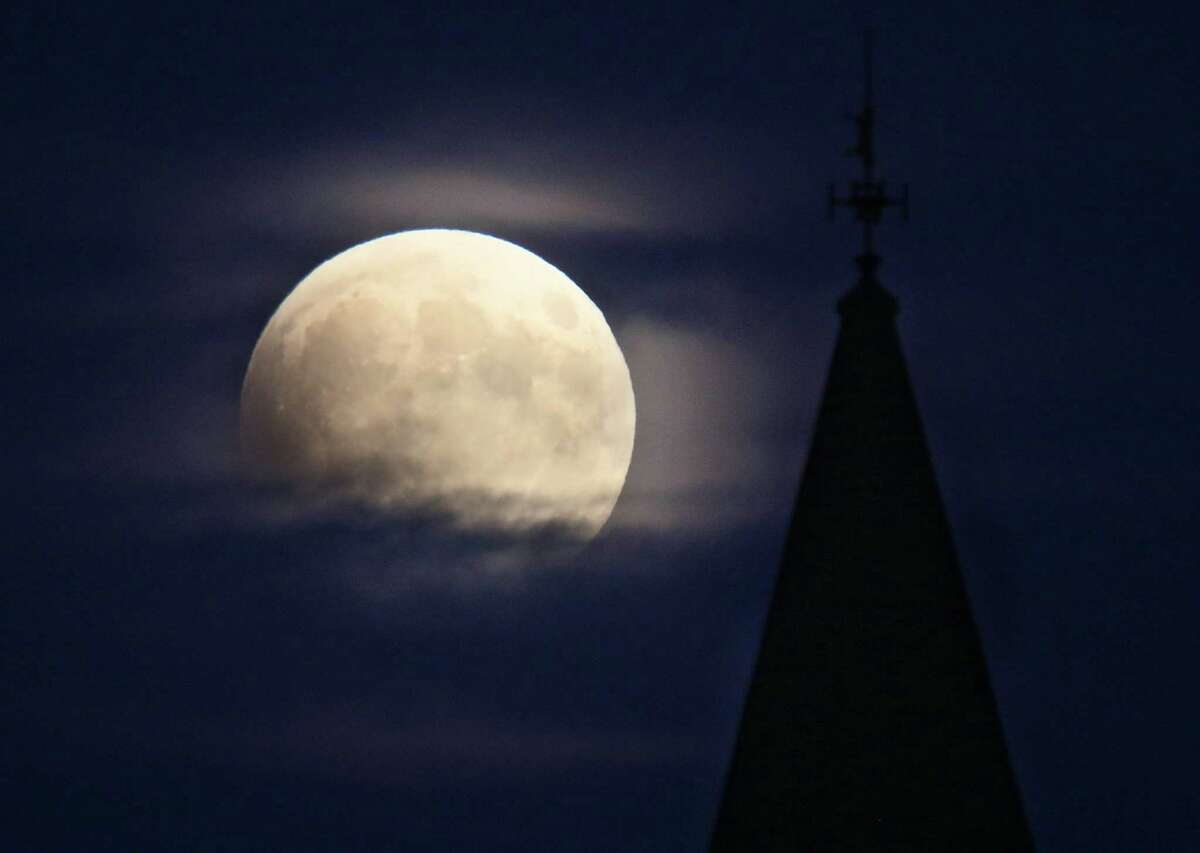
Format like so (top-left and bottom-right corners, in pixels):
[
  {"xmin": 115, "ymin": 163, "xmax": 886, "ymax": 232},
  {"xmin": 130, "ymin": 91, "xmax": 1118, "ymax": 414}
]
[
  {"xmin": 241, "ymin": 165, "xmax": 659, "ymax": 235},
  {"xmin": 603, "ymin": 272, "xmax": 835, "ymax": 538},
  {"xmin": 60, "ymin": 267, "xmax": 825, "ymax": 603},
  {"xmin": 199, "ymin": 704, "xmax": 703, "ymax": 783},
  {"xmin": 614, "ymin": 317, "xmax": 783, "ymax": 532},
  {"xmin": 56, "ymin": 107, "xmax": 832, "ymax": 596},
  {"xmin": 165, "ymin": 106, "xmax": 790, "ymax": 242}
]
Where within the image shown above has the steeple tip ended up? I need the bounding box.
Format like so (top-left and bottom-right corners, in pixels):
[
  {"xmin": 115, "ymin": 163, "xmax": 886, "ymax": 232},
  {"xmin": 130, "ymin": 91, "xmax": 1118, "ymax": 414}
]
[{"xmin": 835, "ymin": 251, "xmax": 898, "ymax": 320}]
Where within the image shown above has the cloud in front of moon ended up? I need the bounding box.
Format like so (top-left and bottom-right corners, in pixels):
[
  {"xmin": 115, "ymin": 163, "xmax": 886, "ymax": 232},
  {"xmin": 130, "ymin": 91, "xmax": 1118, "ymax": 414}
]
[{"xmin": 240, "ymin": 230, "xmax": 635, "ymax": 544}]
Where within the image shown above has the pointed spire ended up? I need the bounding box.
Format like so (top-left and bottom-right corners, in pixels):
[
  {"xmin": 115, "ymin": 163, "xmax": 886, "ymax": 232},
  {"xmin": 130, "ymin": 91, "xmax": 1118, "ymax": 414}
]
[{"xmin": 708, "ymin": 33, "xmax": 1034, "ymax": 852}]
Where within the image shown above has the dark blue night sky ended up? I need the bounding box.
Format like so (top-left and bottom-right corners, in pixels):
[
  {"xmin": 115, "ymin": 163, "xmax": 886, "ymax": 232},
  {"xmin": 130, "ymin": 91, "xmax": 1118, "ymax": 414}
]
[{"xmin": 5, "ymin": 3, "xmax": 1199, "ymax": 850}]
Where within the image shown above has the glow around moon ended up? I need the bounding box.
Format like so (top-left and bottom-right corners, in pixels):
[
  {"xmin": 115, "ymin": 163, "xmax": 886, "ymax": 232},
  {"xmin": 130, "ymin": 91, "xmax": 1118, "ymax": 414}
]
[{"xmin": 240, "ymin": 229, "xmax": 635, "ymax": 541}]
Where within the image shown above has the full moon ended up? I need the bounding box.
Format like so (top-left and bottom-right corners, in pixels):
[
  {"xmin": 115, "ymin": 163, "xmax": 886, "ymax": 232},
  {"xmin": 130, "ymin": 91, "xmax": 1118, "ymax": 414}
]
[{"xmin": 240, "ymin": 229, "xmax": 636, "ymax": 542}]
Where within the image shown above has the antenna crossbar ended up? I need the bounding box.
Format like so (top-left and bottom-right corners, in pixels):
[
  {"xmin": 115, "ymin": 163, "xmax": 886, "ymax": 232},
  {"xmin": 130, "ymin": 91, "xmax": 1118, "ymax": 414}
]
[{"xmin": 828, "ymin": 29, "xmax": 909, "ymax": 264}]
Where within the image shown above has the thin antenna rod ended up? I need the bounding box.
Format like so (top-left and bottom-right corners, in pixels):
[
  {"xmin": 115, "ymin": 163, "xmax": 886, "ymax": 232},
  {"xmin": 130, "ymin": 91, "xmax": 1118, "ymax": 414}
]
[
  {"xmin": 828, "ymin": 28, "xmax": 909, "ymax": 284},
  {"xmin": 864, "ymin": 27, "xmax": 873, "ymax": 106},
  {"xmin": 862, "ymin": 26, "xmax": 875, "ymax": 180}
]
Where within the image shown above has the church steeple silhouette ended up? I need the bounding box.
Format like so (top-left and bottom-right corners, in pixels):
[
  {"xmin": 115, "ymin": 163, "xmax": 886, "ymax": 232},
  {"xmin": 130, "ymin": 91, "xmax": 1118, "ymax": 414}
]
[{"xmin": 708, "ymin": 32, "xmax": 1034, "ymax": 851}]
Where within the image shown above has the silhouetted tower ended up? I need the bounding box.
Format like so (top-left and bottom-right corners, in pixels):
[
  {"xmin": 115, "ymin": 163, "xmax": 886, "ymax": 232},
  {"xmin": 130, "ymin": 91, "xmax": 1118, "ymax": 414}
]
[{"xmin": 709, "ymin": 32, "xmax": 1034, "ymax": 851}]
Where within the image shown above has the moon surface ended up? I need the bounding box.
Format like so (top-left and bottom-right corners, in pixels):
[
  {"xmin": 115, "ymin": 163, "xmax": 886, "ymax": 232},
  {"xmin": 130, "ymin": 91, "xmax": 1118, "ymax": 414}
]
[{"xmin": 240, "ymin": 229, "xmax": 635, "ymax": 542}]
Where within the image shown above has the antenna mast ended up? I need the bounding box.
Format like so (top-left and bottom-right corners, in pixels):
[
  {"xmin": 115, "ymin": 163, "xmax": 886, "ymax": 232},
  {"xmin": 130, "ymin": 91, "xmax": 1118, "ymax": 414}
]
[{"xmin": 828, "ymin": 28, "xmax": 909, "ymax": 283}]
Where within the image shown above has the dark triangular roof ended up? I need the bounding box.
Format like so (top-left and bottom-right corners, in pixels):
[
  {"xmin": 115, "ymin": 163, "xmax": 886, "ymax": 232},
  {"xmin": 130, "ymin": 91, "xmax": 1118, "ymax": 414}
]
[{"xmin": 708, "ymin": 264, "xmax": 1034, "ymax": 851}]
